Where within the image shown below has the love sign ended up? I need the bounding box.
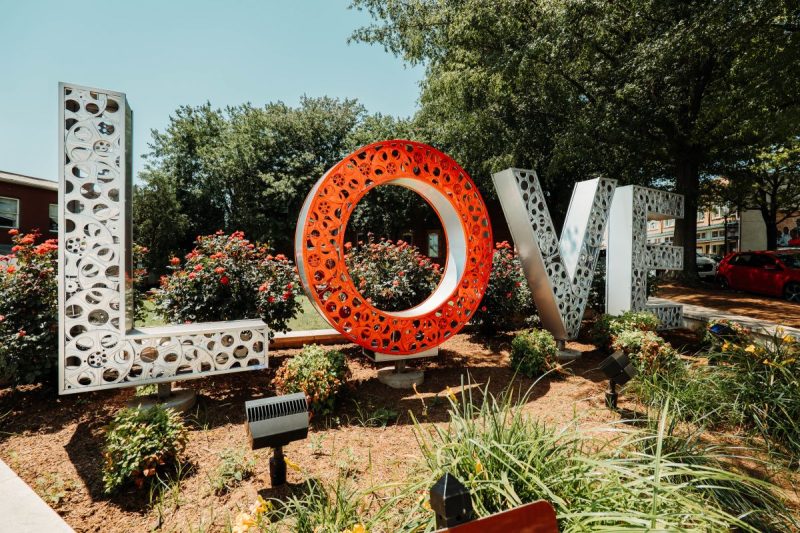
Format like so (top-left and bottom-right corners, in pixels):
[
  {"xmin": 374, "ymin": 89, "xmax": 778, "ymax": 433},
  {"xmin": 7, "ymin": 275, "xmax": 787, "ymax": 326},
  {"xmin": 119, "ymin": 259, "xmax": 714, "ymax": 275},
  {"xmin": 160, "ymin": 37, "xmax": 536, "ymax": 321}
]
[{"xmin": 57, "ymin": 83, "xmax": 683, "ymax": 394}]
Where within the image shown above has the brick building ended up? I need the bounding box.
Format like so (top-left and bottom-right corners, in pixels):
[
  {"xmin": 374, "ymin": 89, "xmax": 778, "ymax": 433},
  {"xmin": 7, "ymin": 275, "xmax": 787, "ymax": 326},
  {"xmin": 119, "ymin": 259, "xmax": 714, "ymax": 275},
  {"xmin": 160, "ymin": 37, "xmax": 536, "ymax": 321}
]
[{"xmin": 0, "ymin": 171, "xmax": 58, "ymax": 254}]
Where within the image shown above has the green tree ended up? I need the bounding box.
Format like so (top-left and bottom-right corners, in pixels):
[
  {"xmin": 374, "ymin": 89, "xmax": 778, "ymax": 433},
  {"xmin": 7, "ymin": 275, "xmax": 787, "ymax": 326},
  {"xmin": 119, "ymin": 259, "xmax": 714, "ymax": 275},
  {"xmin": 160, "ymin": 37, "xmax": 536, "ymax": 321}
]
[
  {"xmin": 137, "ymin": 97, "xmax": 367, "ymax": 269},
  {"xmin": 351, "ymin": 0, "xmax": 800, "ymax": 276},
  {"xmin": 726, "ymin": 139, "xmax": 800, "ymax": 250}
]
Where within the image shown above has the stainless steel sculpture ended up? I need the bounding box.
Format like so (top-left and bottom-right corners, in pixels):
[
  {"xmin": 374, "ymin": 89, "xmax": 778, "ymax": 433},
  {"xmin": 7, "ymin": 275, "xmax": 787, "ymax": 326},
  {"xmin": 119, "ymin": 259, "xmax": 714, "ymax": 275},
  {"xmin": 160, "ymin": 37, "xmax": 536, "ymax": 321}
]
[
  {"xmin": 493, "ymin": 169, "xmax": 616, "ymax": 340},
  {"xmin": 606, "ymin": 185, "xmax": 684, "ymax": 328},
  {"xmin": 58, "ymin": 83, "xmax": 269, "ymax": 394}
]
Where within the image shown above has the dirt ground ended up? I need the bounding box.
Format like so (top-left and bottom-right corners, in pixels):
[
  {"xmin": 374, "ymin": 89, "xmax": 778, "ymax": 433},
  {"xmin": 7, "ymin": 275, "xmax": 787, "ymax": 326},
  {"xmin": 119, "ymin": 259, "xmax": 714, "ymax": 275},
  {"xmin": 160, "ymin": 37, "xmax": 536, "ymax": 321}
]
[
  {"xmin": 0, "ymin": 331, "xmax": 624, "ymax": 533},
  {"xmin": 659, "ymin": 282, "xmax": 800, "ymax": 327},
  {"xmin": 0, "ymin": 328, "xmax": 796, "ymax": 532}
]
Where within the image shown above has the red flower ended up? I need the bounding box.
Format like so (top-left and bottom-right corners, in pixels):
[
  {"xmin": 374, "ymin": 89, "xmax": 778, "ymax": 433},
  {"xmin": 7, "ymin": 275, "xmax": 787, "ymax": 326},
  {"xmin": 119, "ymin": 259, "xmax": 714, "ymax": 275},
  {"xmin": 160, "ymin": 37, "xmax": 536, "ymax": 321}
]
[
  {"xmin": 8, "ymin": 229, "xmax": 19, "ymax": 236},
  {"xmin": 193, "ymin": 264, "xmax": 203, "ymax": 272},
  {"xmin": 282, "ymin": 291, "xmax": 291, "ymax": 300},
  {"xmin": 220, "ymin": 276, "xmax": 230, "ymax": 285},
  {"xmin": 259, "ymin": 284, "xmax": 267, "ymax": 292},
  {"xmin": 11, "ymin": 246, "xmax": 20, "ymax": 253},
  {"xmin": 286, "ymin": 282, "xmax": 294, "ymax": 289},
  {"xmin": 505, "ymin": 292, "xmax": 513, "ymax": 299},
  {"xmin": 480, "ymin": 306, "xmax": 487, "ymax": 312},
  {"xmin": 6, "ymin": 265, "xmax": 15, "ymax": 274},
  {"xmin": 267, "ymin": 296, "xmax": 275, "ymax": 303},
  {"xmin": 214, "ymin": 267, "xmax": 225, "ymax": 274},
  {"xmin": 188, "ymin": 272, "xmax": 196, "ymax": 280},
  {"xmin": 170, "ymin": 257, "xmax": 180, "ymax": 266},
  {"xmin": 17, "ymin": 329, "xmax": 25, "ymax": 338},
  {"xmin": 0, "ymin": 315, "xmax": 5, "ymax": 322},
  {"xmin": 344, "ymin": 242, "xmax": 352, "ymax": 250},
  {"xmin": 397, "ymin": 271, "xmax": 405, "ymax": 277}
]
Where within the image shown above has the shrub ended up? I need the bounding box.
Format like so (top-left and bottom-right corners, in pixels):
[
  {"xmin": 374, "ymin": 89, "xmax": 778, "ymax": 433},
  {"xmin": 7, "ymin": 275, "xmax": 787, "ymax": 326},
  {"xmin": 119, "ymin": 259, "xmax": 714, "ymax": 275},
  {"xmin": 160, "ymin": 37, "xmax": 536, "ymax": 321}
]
[
  {"xmin": 102, "ymin": 405, "xmax": 188, "ymax": 494},
  {"xmin": 208, "ymin": 448, "xmax": 256, "ymax": 495},
  {"xmin": 344, "ymin": 236, "xmax": 441, "ymax": 312},
  {"xmin": 272, "ymin": 344, "xmax": 349, "ymax": 416},
  {"xmin": 510, "ymin": 329, "xmax": 557, "ymax": 378},
  {"xmin": 154, "ymin": 231, "xmax": 301, "ymax": 336},
  {"xmin": 591, "ymin": 311, "xmax": 660, "ymax": 350},
  {"xmin": 0, "ymin": 230, "xmax": 58, "ymax": 384},
  {"xmin": 611, "ymin": 329, "xmax": 679, "ymax": 375},
  {"xmin": 473, "ymin": 242, "xmax": 536, "ymax": 333}
]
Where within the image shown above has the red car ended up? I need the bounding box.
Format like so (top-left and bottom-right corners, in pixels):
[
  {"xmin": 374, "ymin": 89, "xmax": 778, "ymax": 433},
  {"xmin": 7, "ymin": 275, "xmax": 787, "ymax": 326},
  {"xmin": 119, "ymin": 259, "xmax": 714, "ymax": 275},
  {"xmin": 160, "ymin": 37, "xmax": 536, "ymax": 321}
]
[{"xmin": 717, "ymin": 250, "xmax": 800, "ymax": 302}]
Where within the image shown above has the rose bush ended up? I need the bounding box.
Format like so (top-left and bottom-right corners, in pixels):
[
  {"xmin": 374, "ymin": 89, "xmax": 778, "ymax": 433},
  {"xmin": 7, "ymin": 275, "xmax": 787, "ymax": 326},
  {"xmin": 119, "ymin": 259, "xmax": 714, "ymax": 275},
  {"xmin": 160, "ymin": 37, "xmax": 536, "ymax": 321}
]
[
  {"xmin": 0, "ymin": 230, "xmax": 58, "ymax": 384},
  {"xmin": 154, "ymin": 231, "xmax": 301, "ymax": 336},
  {"xmin": 344, "ymin": 236, "xmax": 441, "ymax": 312},
  {"xmin": 272, "ymin": 344, "xmax": 349, "ymax": 416},
  {"xmin": 473, "ymin": 242, "xmax": 536, "ymax": 333}
]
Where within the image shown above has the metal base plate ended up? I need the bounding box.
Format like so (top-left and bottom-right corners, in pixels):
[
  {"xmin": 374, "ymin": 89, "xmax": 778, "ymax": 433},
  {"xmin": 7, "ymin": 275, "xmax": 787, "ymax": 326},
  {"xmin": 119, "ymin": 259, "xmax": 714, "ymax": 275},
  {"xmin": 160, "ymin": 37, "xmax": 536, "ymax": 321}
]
[
  {"xmin": 127, "ymin": 389, "xmax": 197, "ymax": 414},
  {"xmin": 363, "ymin": 346, "xmax": 439, "ymax": 363}
]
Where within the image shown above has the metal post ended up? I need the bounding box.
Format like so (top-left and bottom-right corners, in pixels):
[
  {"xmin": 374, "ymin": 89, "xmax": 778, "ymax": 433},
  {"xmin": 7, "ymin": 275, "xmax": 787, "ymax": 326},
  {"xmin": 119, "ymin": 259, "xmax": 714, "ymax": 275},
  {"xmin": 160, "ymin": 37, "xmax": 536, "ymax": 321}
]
[
  {"xmin": 157, "ymin": 382, "xmax": 172, "ymax": 401},
  {"xmin": 270, "ymin": 446, "xmax": 287, "ymax": 487},
  {"xmin": 605, "ymin": 379, "xmax": 618, "ymax": 410},
  {"xmin": 395, "ymin": 360, "xmax": 407, "ymax": 374}
]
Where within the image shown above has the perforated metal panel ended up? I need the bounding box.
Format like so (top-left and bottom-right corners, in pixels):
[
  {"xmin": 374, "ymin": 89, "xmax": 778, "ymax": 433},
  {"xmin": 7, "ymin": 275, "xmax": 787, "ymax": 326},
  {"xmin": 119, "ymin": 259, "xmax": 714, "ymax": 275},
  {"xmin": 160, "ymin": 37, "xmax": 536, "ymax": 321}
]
[
  {"xmin": 493, "ymin": 169, "xmax": 616, "ymax": 340},
  {"xmin": 58, "ymin": 83, "xmax": 269, "ymax": 394}
]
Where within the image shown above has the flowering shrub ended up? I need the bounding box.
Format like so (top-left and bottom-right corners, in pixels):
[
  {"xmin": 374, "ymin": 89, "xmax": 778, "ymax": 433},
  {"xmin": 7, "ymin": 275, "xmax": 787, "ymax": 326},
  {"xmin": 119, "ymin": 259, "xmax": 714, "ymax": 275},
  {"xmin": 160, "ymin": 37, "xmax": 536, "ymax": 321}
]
[
  {"xmin": 510, "ymin": 329, "xmax": 558, "ymax": 378},
  {"xmin": 154, "ymin": 231, "xmax": 301, "ymax": 336},
  {"xmin": 0, "ymin": 230, "xmax": 58, "ymax": 384},
  {"xmin": 272, "ymin": 344, "xmax": 349, "ymax": 416},
  {"xmin": 345, "ymin": 236, "xmax": 441, "ymax": 312},
  {"xmin": 102, "ymin": 405, "xmax": 188, "ymax": 493},
  {"xmin": 591, "ymin": 311, "xmax": 660, "ymax": 350},
  {"xmin": 473, "ymin": 242, "xmax": 536, "ymax": 333},
  {"xmin": 612, "ymin": 329, "xmax": 679, "ymax": 375}
]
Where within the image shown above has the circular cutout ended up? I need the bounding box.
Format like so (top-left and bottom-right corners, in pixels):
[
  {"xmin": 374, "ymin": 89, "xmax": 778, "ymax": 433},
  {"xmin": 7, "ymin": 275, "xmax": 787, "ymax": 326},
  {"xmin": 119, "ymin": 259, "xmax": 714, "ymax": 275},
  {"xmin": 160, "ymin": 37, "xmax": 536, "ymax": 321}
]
[{"xmin": 295, "ymin": 140, "xmax": 493, "ymax": 355}]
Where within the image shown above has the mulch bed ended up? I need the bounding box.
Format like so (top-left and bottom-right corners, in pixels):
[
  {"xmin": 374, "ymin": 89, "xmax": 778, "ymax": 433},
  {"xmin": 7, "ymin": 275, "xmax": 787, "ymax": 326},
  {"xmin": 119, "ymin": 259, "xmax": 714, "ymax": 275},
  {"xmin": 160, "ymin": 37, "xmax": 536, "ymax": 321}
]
[{"xmin": 0, "ymin": 327, "xmax": 796, "ymax": 532}]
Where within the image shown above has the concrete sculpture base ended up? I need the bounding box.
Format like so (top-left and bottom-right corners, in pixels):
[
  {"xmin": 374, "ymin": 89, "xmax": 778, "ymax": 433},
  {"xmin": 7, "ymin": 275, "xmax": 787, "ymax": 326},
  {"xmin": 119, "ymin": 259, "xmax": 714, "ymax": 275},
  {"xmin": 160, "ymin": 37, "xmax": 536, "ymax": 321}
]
[
  {"xmin": 377, "ymin": 362, "xmax": 425, "ymax": 389},
  {"xmin": 127, "ymin": 383, "xmax": 197, "ymax": 414}
]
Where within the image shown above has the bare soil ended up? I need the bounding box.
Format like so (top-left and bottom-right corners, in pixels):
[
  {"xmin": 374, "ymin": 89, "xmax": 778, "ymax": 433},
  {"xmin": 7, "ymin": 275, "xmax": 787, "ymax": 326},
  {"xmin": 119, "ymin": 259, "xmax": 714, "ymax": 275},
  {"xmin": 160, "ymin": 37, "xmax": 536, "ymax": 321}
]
[{"xmin": 0, "ymin": 328, "xmax": 796, "ymax": 532}]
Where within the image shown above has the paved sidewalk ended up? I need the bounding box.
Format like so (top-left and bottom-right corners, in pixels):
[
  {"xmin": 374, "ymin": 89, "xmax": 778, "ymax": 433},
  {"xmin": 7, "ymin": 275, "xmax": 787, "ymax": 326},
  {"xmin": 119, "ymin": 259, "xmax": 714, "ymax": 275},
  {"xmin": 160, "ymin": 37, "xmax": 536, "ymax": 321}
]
[
  {"xmin": 0, "ymin": 459, "xmax": 74, "ymax": 532},
  {"xmin": 653, "ymin": 297, "xmax": 800, "ymax": 340}
]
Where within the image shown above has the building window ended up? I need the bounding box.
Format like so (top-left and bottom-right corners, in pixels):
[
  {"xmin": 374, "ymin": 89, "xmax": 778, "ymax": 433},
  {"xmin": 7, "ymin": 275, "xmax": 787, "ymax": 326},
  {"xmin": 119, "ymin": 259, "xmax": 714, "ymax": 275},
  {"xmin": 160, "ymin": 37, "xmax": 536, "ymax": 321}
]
[
  {"xmin": 427, "ymin": 231, "xmax": 441, "ymax": 258},
  {"xmin": 664, "ymin": 219, "xmax": 675, "ymax": 227},
  {"xmin": 697, "ymin": 211, "xmax": 705, "ymax": 221},
  {"xmin": 49, "ymin": 204, "xmax": 58, "ymax": 232},
  {"xmin": 0, "ymin": 197, "xmax": 19, "ymax": 228},
  {"xmin": 712, "ymin": 205, "xmax": 727, "ymax": 219}
]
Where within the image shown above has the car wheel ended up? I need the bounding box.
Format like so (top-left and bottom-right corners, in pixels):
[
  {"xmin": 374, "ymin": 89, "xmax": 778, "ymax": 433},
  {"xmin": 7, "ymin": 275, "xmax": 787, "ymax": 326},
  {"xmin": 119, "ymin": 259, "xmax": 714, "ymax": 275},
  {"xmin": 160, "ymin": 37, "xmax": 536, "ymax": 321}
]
[
  {"xmin": 784, "ymin": 282, "xmax": 800, "ymax": 303},
  {"xmin": 718, "ymin": 276, "xmax": 729, "ymax": 289}
]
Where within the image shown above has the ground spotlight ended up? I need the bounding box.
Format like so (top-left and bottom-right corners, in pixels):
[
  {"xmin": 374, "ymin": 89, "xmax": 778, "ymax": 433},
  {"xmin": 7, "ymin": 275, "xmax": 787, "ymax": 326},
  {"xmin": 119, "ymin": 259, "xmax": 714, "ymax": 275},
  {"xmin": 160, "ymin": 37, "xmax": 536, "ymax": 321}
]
[
  {"xmin": 245, "ymin": 392, "xmax": 309, "ymax": 487},
  {"xmin": 599, "ymin": 350, "xmax": 637, "ymax": 410}
]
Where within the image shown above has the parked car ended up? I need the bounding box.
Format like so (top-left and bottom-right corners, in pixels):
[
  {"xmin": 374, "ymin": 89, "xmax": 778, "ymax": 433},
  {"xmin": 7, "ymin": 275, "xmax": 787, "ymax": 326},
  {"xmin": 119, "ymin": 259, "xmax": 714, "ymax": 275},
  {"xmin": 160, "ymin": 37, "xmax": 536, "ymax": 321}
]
[
  {"xmin": 716, "ymin": 250, "xmax": 800, "ymax": 302},
  {"xmin": 696, "ymin": 253, "xmax": 717, "ymax": 279}
]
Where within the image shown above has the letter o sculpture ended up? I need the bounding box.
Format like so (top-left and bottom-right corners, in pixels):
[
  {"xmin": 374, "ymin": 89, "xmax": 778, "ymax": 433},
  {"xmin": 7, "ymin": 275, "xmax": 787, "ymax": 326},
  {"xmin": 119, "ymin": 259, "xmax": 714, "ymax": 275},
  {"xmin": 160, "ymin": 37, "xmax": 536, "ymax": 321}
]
[{"xmin": 295, "ymin": 140, "xmax": 494, "ymax": 355}]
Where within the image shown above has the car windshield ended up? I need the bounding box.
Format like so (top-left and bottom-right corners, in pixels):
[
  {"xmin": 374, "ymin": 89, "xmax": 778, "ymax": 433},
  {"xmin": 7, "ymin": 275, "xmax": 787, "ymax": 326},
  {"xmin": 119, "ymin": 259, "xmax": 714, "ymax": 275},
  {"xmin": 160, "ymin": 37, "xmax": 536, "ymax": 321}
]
[{"xmin": 778, "ymin": 253, "xmax": 800, "ymax": 269}]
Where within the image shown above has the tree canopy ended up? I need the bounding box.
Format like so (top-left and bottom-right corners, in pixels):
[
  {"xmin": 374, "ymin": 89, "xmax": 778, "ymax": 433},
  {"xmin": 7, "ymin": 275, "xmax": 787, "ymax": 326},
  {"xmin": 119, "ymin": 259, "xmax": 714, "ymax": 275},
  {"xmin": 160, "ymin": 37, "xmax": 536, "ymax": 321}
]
[{"xmin": 351, "ymin": 0, "xmax": 800, "ymax": 274}]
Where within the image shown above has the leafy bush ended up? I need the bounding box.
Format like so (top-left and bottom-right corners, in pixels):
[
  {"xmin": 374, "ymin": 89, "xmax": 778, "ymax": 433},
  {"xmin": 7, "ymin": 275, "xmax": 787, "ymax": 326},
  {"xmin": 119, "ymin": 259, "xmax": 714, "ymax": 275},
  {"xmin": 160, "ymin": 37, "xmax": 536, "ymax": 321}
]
[
  {"xmin": 0, "ymin": 230, "xmax": 58, "ymax": 384},
  {"xmin": 635, "ymin": 328, "xmax": 800, "ymax": 464},
  {"xmin": 154, "ymin": 231, "xmax": 301, "ymax": 336},
  {"xmin": 102, "ymin": 405, "xmax": 188, "ymax": 494},
  {"xmin": 612, "ymin": 329, "xmax": 680, "ymax": 375},
  {"xmin": 208, "ymin": 448, "xmax": 255, "ymax": 495},
  {"xmin": 344, "ymin": 236, "xmax": 441, "ymax": 312},
  {"xmin": 510, "ymin": 329, "xmax": 557, "ymax": 378},
  {"xmin": 272, "ymin": 344, "xmax": 349, "ymax": 416},
  {"xmin": 473, "ymin": 241, "xmax": 536, "ymax": 333},
  {"xmin": 591, "ymin": 311, "xmax": 660, "ymax": 350}
]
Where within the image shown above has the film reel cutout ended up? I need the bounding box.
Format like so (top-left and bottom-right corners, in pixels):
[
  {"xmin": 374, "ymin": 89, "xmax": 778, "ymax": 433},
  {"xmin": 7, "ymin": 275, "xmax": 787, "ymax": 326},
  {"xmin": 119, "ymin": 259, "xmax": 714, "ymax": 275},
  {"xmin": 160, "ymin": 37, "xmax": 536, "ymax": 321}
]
[{"xmin": 295, "ymin": 140, "xmax": 494, "ymax": 355}]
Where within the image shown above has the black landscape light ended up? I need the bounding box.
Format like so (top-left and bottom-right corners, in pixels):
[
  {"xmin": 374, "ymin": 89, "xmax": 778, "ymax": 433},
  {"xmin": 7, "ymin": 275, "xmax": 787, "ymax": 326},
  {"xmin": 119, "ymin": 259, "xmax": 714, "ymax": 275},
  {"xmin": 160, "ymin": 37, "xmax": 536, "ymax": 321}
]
[
  {"xmin": 430, "ymin": 473, "xmax": 474, "ymax": 528},
  {"xmin": 245, "ymin": 392, "xmax": 309, "ymax": 487},
  {"xmin": 599, "ymin": 350, "xmax": 637, "ymax": 410}
]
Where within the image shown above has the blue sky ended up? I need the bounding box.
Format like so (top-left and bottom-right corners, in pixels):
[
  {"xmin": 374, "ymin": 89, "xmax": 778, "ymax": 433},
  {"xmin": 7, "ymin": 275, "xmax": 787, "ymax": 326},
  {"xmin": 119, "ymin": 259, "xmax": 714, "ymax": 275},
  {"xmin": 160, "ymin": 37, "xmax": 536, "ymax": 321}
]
[{"xmin": 0, "ymin": 1, "xmax": 423, "ymax": 181}]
